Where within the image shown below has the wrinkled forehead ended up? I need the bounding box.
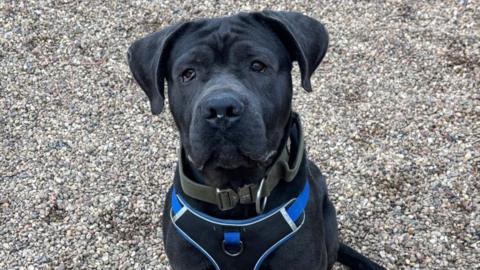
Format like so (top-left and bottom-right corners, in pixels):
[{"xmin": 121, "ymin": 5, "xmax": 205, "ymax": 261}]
[{"xmin": 168, "ymin": 14, "xmax": 289, "ymax": 63}]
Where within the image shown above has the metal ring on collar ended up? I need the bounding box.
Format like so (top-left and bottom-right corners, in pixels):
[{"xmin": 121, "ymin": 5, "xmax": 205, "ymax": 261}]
[
  {"xmin": 255, "ymin": 179, "xmax": 268, "ymax": 214},
  {"xmin": 222, "ymin": 240, "xmax": 244, "ymax": 257}
]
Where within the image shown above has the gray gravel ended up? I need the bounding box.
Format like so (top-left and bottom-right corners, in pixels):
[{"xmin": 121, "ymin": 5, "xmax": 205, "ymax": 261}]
[{"xmin": 1, "ymin": 0, "xmax": 479, "ymax": 269}]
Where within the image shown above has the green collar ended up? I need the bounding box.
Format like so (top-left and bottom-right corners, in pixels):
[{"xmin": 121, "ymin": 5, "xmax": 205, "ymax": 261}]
[{"xmin": 178, "ymin": 114, "xmax": 305, "ymax": 213}]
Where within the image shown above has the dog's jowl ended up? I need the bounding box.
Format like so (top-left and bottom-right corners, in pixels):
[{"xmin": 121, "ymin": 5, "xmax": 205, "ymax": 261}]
[{"xmin": 128, "ymin": 11, "xmax": 385, "ymax": 270}]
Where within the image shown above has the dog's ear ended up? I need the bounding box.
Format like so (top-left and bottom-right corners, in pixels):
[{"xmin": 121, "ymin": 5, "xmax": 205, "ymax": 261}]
[
  {"xmin": 256, "ymin": 11, "xmax": 329, "ymax": 92},
  {"xmin": 127, "ymin": 23, "xmax": 189, "ymax": 115}
]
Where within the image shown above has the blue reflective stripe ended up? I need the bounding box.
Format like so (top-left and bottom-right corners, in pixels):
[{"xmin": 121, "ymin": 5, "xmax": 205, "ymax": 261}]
[
  {"xmin": 171, "ymin": 188, "xmax": 183, "ymax": 214},
  {"xmin": 224, "ymin": 232, "xmax": 241, "ymax": 246},
  {"xmin": 286, "ymin": 180, "xmax": 310, "ymax": 222},
  {"xmin": 171, "ymin": 179, "xmax": 310, "ymax": 223}
]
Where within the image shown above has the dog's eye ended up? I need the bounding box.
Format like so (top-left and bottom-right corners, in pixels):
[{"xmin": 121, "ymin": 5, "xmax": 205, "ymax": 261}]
[
  {"xmin": 181, "ymin": 68, "xmax": 196, "ymax": 82},
  {"xmin": 250, "ymin": 61, "xmax": 266, "ymax": 72}
]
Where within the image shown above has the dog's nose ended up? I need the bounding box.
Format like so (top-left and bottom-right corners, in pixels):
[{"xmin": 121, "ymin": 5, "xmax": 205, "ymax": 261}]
[{"xmin": 202, "ymin": 94, "xmax": 244, "ymax": 128}]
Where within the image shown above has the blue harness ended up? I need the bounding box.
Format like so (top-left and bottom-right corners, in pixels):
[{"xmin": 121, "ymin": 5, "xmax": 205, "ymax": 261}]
[{"xmin": 170, "ymin": 180, "xmax": 310, "ymax": 270}]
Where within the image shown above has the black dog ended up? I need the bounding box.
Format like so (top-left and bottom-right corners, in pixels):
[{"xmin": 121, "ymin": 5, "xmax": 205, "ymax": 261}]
[{"xmin": 128, "ymin": 11, "xmax": 384, "ymax": 270}]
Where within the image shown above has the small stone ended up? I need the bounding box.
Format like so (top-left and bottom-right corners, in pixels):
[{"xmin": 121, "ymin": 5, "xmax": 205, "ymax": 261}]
[
  {"xmin": 36, "ymin": 255, "xmax": 51, "ymax": 264},
  {"xmin": 56, "ymin": 263, "xmax": 65, "ymax": 270}
]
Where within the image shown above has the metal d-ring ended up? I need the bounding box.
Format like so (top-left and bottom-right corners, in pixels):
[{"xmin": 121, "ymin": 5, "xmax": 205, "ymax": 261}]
[
  {"xmin": 222, "ymin": 240, "xmax": 244, "ymax": 257},
  {"xmin": 255, "ymin": 179, "xmax": 268, "ymax": 214}
]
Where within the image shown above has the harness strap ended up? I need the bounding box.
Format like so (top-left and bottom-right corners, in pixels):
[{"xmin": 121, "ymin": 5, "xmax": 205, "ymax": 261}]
[
  {"xmin": 224, "ymin": 232, "xmax": 241, "ymax": 246},
  {"xmin": 286, "ymin": 178, "xmax": 309, "ymax": 221},
  {"xmin": 172, "ymin": 180, "xmax": 310, "ymax": 223}
]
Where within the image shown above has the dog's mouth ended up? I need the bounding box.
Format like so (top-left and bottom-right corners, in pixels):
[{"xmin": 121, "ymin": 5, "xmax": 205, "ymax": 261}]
[
  {"xmin": 186, "ymin": 110, "xmax": 274, "ymax": 175},
  {"xmin": 187, "ymin": 143, "xmax": 276, "ymax": 171}
]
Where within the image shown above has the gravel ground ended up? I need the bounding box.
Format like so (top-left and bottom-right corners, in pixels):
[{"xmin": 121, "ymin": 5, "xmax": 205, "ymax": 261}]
[{"xmin": 1, "ymin": 0, "xmax": 479, "ymax": 269}]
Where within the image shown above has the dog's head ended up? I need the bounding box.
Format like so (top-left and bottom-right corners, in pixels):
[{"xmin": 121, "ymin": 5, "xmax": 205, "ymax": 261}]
[{"xmin": 128, "ymin": 11, "xmax": 328, "ymax": 188}]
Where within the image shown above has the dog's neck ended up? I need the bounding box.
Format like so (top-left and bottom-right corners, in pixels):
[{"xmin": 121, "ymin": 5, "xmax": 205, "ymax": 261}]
[{"xmin": 173, "ymin": 116, "xmax": 308, "ymax": 219}]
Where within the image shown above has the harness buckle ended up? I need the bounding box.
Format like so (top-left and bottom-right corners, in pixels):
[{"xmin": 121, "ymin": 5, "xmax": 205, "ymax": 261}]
[{"xmin": 216, "ymin": 188, "xmax": 239, "ymax": 211}]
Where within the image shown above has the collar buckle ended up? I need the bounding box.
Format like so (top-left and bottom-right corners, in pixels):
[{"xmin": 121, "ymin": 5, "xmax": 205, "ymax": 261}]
[
  {"xmin": 237, "ymin": 184, "xmax": 257, "ymax": 204},
  {"xmin": 216, "ymin": 188, "xmax": 239, "ymax": 211}
]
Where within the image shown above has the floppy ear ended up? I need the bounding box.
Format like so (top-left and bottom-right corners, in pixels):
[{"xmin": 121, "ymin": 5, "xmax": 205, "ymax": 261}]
[
  {"xmin": 127, "ymin": 23, "xmax": 189, "ymax": 114},
  {"xmin": 256, "ymin": 11, "xmax": 329, "ymax": 92}
]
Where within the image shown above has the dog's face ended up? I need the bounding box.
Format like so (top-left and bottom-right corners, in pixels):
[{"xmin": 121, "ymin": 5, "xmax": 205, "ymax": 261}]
[
  {"xmin": 167, "ymin": 16, "xmax": 294, "ymax": 176},
  {"xmin": 128, "ymin": 11, "xmax": 328, "ymax": 188}
]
